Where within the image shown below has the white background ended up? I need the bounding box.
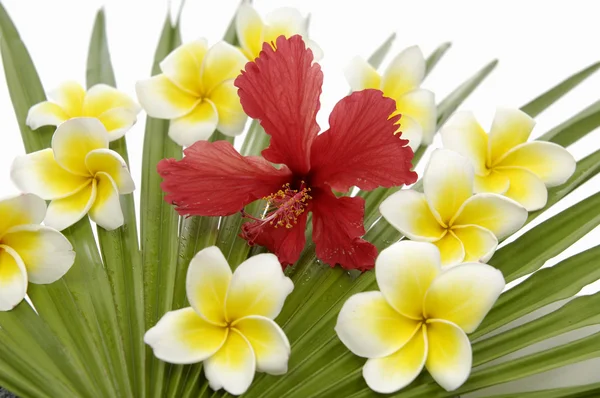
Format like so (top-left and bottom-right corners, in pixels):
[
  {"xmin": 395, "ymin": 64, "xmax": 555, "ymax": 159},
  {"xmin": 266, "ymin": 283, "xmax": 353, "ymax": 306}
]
[{"xmin": 0, "ymin": 0, "xmax": 598, "ymax": 294}]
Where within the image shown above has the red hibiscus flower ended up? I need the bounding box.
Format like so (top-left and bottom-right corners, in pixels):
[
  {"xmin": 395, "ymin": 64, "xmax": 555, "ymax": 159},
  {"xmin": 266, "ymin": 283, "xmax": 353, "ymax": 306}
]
[{"xmin": 158, "ymin": 35, "xmax": 417, "ymax": 271}]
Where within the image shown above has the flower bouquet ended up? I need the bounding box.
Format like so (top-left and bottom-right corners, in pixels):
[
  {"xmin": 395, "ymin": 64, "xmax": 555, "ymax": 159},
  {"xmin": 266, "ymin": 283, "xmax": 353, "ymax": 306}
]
[{"xmin": 0, "ymin": 1, "xmax": 599, "ymax": 397}]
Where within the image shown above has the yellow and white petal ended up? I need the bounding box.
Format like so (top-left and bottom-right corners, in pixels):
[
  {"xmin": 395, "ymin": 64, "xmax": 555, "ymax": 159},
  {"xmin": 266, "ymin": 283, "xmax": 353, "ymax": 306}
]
[
  {"xmin": 168, "ymin": 101, "xmax": 219, "ymax": 147},
  {"xmin": 424, "ymin": 149, "xmax": 474, "ymax": 226},
  {"xmin": 452, "ymin": 193, "xmax": 527, "ymax": 240},
  {"xmin": 26, "ymin": 101, "xmax": 69, "ymax": 129},
  {"xmin": 396, "ymin": 114, "xmax": 423, "ymax": 152},
  {"xmin": 135, "ymin": 74, "xmax": 200, "ymax": 119},
  {"xmin": 234, "ymin": 315, "xmax": 290, "ymax": 375},
  {"xmin": 201, "ymin": 42, "xmax": 247, "ymax": 95},
  {"xmin": 488, "ymin": 107, "xmax": 535, "ymax": 163},
  {"xmin": 225, "ymin": 253, "xmax": 293, "ymax": 322},
  {"xmin": 144, "ymin": 307, "xmax": 228, "ymax": 365},
  {"xmin": 52, "ymin": 117, "xmax": 109, "ymax": 176},
  {"xmin": 45, "ymin": 181, "xmax": 96, "ymax": 231},
  {"xmin": 495, "ymin": 141, "xmax": 576, "ymax": 187},
  {"xmin": 496, "ymin": 168, "xmax": 548, "ymax": 211},
  {"xmin": 441, "ymin": 111, "xmax": 489, "ymax": 175},
  {"xmin": 425, "ymin": 319, "xmax": 472, "ymax": 392},
  {"xmin": 235, "ymin": 3, "xmax": 265, "ymax": 60},
  {"xmin": 159, "ymin": 39, "xmax": 208, "ymax": 95},
  {"xmin": 452, "ymin": 225, "xmax": 498, "ymax": 263},
  {"xmin": 474, "ymin": 171, "xmax": 510, "ymax": 195},
  {"xmin": 97, "ymin": 108, "xmax": 138, "ymax": 141},
  {"xmin": 204, "ymin": 329, "xmax": 256, "ymax": 396},
  {"xmin": 363, "ymin": 326, "xmax": 427, "ymax": 394},
  {"xmin": 344, "ymin": 56, "xmax": 382, "ymax": 91},
  {"xmin": 0, "ymin": 245, "xmax": 28, "ymax": 311},
  {"xmin": 11, "ymin": 149, "xmax": 90, "ymax": 200},
  {"xmin": 0, "ymin": 193, "xmax": 46, "ymax": 237},
  {"xmin": 264, "ymin": 7, "xmax": 307, "ymax": 42},
  {"xmin": 433, "ymin": 231, "xmax": 465, "ymax": 267},
  {"xmin": 375, "ymin": 241, "xmax": 441, "ymax": 319},
  {"xmin": 89, "ymin": 172, "xmax": 123, "ymax": 231},
  {"xmin": 186, "ymin": 246, "xmax": 232, "ymax": 325},
  {"xmin": 305, "ymin": 39, "xmax": 323, "ymax": 62},
  {"xmin": 424, "ymin": 263, "xmax": 505, "ymax": 333},
  {"xmin": 380, "ymin": 190, "xmax": 446, "ymax": 242},
  {"xmin": 83, "ymin": 84, "xmax": 141, "ymax": 117},
  {"xmin": 1, "ymin": 225, "xmax": 74, "ymax": 284},
  {"xmin": 85, "ymin": 149, "xmax": 135, "ymax": 194},
  {"xmin": 394, "ymin": 89, "xmax": 436, "ymax": 145},
  {"xmin": 208, "ymin": 80, "xmax": 247, "ymax": 137},
  {"xmin": 48, "ymin": 81, "xmax": 85, "ymax": 117},
  {"xmin": 336, "ymin": 291, "xmax": 421, "ymax": 358},
  {"xmin": 382, "ymin": 46, "xmax": 426, "ymax": 100}
]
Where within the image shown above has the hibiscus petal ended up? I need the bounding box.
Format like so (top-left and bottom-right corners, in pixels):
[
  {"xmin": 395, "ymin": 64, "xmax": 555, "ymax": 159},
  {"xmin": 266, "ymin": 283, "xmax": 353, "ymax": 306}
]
[
  {"xmin": 135, "ymin": 74, "xmax": 200, "ymax": 119},
  {"xmin": 233, "ymin": 315, "xmax": 290, "ymax": 375},
  {"xmin": 474, "ymin": 171, "xmax": 510, "ymax": 194},
  {"xmin": 424, "ymin": 263, "xmax": 505, "ymax": 333},
  {"xmin": 235, "ymin": 35, "xmax": 322, "ymax": 175},
  {"xmin": 488, "ymin": 107, "xmax": 535, "ymax": 163},
  {"xmin": 311, "ymin": 188, "xmax": 377, "ymax": 271},
  {"xmin": 1, "ymin": 225, "xmax": 75, "ymax": 284},
  {"xmin": 310, "ymin": 90, "xmax": 417, "ymax": 192},
  {"xmin": 335, "ymin": 291, "xmax": 421, "ymax": 358},
  {"xmin": 26, "ymin": 101, "xmax": 69, "ymax": 129},
  {"xmin": 225, "ymin": 253, "xmax": 293, "ymax": 321},
  {"xmin": 382, "ymin": 46, "xmax": 426, "ymax": 100},
  {"xmin": 144, "ymin": 307, "xmax": 227, "ymax": 365},
  {"xmin": 235, "ymin": 3, "xmax": 264, "ymax": 60},
  {"xmin": 208, "ymin": 80, "xmax": 247, "ymax": 137},
  {"xmin": 452, "ymin": 193, "xmax": 527, "ymax": 240},
  {"xmin": 45, "ymin": 182, "xmax": 96, "ymax": 231},
  {"xmin": 394, "ymin": 89, "xmax": 436, "ymax": 145},
  {"xmin": 425, "ymin": 320, "xmax": 472, "ymax": 391},
  {"xmin": 48, "ymin": 81, "xmax": 85, "ymax": 116},
  {"xmin": 452, "ymin": 225, "xmax": 498, "ymax": 263},
  {"xmin": 363, "ymin": 327, "xmax": 427, "ymax": 394},
  {"xmin": 0, "ymin": 194, "xmax": 47, "ymax": 237},
  {"xmin": 0, "ymin": 245, "xmax": 28, "ymax": 311},
  {"xmin": 158, "ymin": 140, "xmax": 291, "ymax": 216},
  {"xmin": 204, "ymin": 329, "xmax": 256, "ymax": 396},
  {"xmin": 159, "ymin": 39, "xmax": 208, "ymax": 95},
  {"xmin": 89, "ymin": 172, "xmax": 124, "ymax": 231},
  {"xmin": 186, "ymin": 246, "xmax": 232, "ymax": 325},
  {"xmin": 97, "ymin": 108, "xmax": 138, "ymax": 141},
  {"xmin": 85, "ymin": 149, "xmax": 135, "ymax": 194},
  {"xmin": 433, "ymin": 231, "xmax": 465, "ymax": 267},
  {"xmin": 11, "ymin": 149, "xmax": 90, "ymax": 200},
  {"xmin": 201, "ymin": 41, "xmax": 247, "ymax": 95},
  {"xmin": 495, "ymin": 141, "xmax": 576, "ymax": 187},
  {"xmin": 168, "ymin": 100, "xmax": 219, "ymax": 147},
  {"xmin": 497, "ymin": 167, "xmax": 548, "ymax": 211},
  {"xmin": 344, "ymin": 56, "xmax": 381, "ymax": 91},
  {"xmin": 441, "ymin": 111, "xmax": 489, "ymax": 175},
  {"xmin": 83, "ymin": 84, "xmax": 141, "ymax": 117}
]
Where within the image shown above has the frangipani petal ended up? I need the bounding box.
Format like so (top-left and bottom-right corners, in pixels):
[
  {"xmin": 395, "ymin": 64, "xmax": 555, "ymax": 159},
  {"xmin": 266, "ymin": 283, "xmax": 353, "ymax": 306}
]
[
  {"xmin": 382, "ymin": 46, "xmax": 425, "ymax": 100},
  {"xmin": 495, "ymin": 141, "xmax": 576, "ymax": 187},
  {"xmin": 83, "ymin": 84, "xmax": 141, "ymax": 117},
  {"xmin": 0, "ymin": 194, "xmax": 47, "ymax": 236},
  {"xmin": 144, "ymin": 307, "xmax": 227, "ymax": 365},
  {"xmin": 424, "ymin": 149, "xmax": 474, "ymax": 226},
  {"xmin": 441, "ymin": 111, "xmax": 489, "ymax": 175},
  {"xmin": 52, "ymin": 117, "xmax": 108, "ymax": 176},
  {"xmin": 424, "ymin": 263, "xmax": 505, "ymax": 333},
  {"xmin": 474, "ymin": 171, "xmax": 510, "ymax": 195},
  {"xmin": 204, "ymin": 329, "xmax": 256, "ymax": 396},
  {"xmin": 380, "ymin": 190, "xmax": 446, "ymax": 242},
  {"xmin": 159, "ymin": 39, "xmax": 208, "ymax": 95},
  {"xmin": 135, "ymin": 74, "xmax": 199, "ymax": 119},
  {"xmin": 234, "ymin": 315, "xmax": 290, "ymax": 375},
  {"xmin": 489, "ymin": 107, "xmax": 535, "ymax": 163},
  {"xmin": 89, "ymin": 172, "xmax": 123, "ymax": 231},
  {"xmin": 2, "ymin": 225, "xmax": 75, "ymax": 284},
  {"xmin": 452, "ymin": 225, "xmax": 497, "ymax": 263},
  {"xmin": 263, "ymin": 7, "xmax": 307, "ymax": 44},
  {"xmin": 497, "ymin": 168, "xmax": 548, "ymax": 211},
  {"xmin": 201, "ymin": 41, "xmax": 247, "ymax": 94},
  {"xmin": 0, "ymin": 245, "xmax": 28, "ymax": 311},
  {"xmin": 425, "ymin": 320, "xmax": 472, "ymax": 392},
  {"xmin": 394, "ymin": 89, "xmax": 436, "ymax": 145},
  {"xmin": 26, "ymin": 101, "xmax": 68, "ymax": 129},
  {"xmin": 85, "ymin": 149, "xmax": 135, "ymax": 194},
  {"xmin": 376, "ymin": 241, "xmax": 441, "ymax": 319},
  {"xmin": 335, "ymin": 291, "xmax": 421, "ymax": 358},
  {"xmin": 452, "ymin": 193, "xmax": 527, "ymax": 240},
  {"xmin": 11, "ymin": 149, "xmax": 90, "ymax": 200},
  {"xmin": 97, "ymin": 108, "xmax": 138, "ymax": 141},
  {"xmin": 305, "ymin": 39, "xmax": 323, "ymax": 62},
  {"xmin": 363, "ymin": 326, "xmax": 427, "ymax": 394},
  {"xmin": 236, "ymin": 3, "xmax": 264, "ymax": 60},
  {"xmin": 186, "ymin": 246, "xmax": 232, "ymax": 325},
  {"xmin": 48, "ymin": 81, "xmax": 85, "ymax": 116},
  {"xmin": 433, "ymin": 231, "xmax": 465, "ymax": 267},
  {"xmin": 168, "ymin": 100, "xmax": 218, "ymax": 147},
  {"xmin": 208, "ymin": 80, "xmax": 247, "ymax": 137},
  {"xmin": 344, "ymin": 56, "xmax": 381, "ymax": 91},
  {"xmin": 45, "ymin": 182, "xmax": 96, "ymax": 231},
  {"xmin": 225, "ymin": 253, "xmax": 293, "ymax": 321}
]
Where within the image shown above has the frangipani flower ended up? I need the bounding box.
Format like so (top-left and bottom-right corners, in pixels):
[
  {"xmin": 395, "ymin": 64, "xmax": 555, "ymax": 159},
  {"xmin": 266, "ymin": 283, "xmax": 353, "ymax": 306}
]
[
  {"xmin": 27, "ymin": 81, "xmax": 141, "ymax": 141},
  {"xmin": 235, "ymin": 2, "xmax": 322, "ymax": 61},
  {"xmin": 335, "ymin": 241, "xmax": 505, "ymax": 393},
  {"xmin": 11, "ymin": 118, "xmax": 135, "ymax": 231},
  {"xmin": 0, "ymin": 194, "xmax": 75, "ymax": 311},
  {"xmin": 345, "ymin": 46, "xmax": 436, "ymax": 150},
  {"xmin": 158, "ymin": 36, "xmax": 417, "ymax": 270},
  {"xmin": 442, "ymin": 108, "xmax": 576, "ymax": 210},
  {"xmin": 136, "ymin": 39, "xmax": 248, "ymax": 147},
  {"xmin": 145, "ymin": 246, "xmax": 293, "ymax": 396},
  {"xmin": 380, "ymin": 149, "xmax": 527, "ymax": 267}
]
